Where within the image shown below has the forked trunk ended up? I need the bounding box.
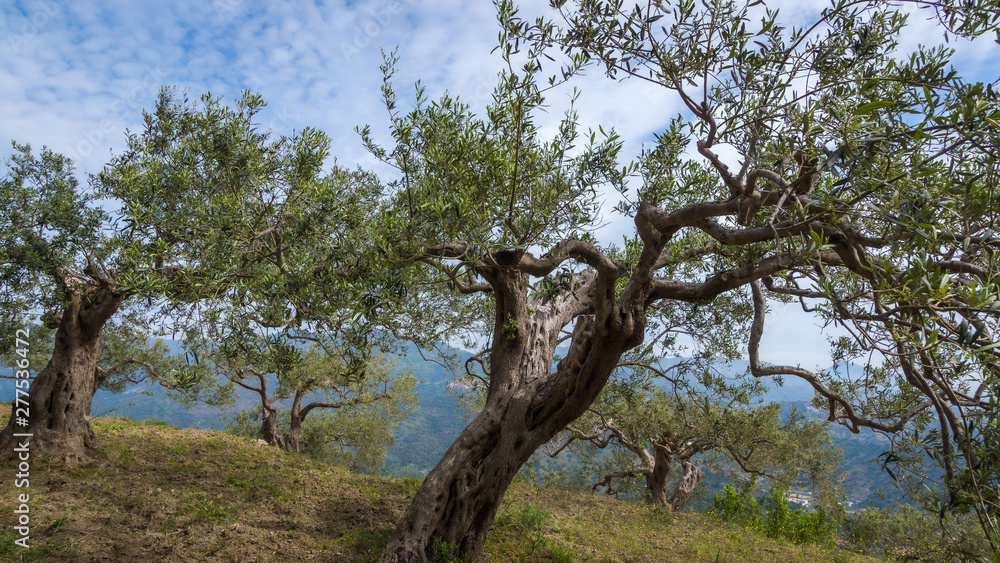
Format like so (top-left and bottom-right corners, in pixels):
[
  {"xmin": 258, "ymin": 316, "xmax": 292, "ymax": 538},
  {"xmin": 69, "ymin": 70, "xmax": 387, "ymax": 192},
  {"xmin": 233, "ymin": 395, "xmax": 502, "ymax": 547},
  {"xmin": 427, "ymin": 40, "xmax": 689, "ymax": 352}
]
[
  {"xmin": 259, "ymin": 396, "xmax": 305, "ymax": 452},
  {"xmin": 645, "ymin": 445, "xmax": 672, "ymax": 506},
  {"xmin": 259, "ymin": 410, "xmax": 303, "ymax": 451},
  {"xmin": 668, "ymin": 459, "xmax": 704, "ymax": 511},
  {"xmin": 379, "ymin": 255, "xmax": 650, "ymax": 563},
  {"xmin": 1, "ymin": 287, "xmax": 123, "ymax": 464},
  {"xmin": 262, "ymin": 424, "xmax": 303, "ymax": 452}
]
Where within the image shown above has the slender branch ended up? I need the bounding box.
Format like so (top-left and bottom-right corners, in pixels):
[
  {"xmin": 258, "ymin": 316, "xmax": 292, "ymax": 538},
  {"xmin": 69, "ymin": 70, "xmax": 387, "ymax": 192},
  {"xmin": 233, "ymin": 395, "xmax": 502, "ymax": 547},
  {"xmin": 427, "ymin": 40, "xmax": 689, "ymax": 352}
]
[
  {"xmin": 749, "ymin": 279, "xmax": 933, "ymax": 433},
  {"xmin": 298, "ymin": 393, "xmax": 392, "ymax": 420}
]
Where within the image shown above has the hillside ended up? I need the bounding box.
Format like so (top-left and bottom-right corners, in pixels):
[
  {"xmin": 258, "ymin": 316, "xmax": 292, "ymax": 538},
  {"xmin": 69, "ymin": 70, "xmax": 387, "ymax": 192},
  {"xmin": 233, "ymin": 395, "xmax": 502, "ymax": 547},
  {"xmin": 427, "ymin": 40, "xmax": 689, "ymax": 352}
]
[
  {"xmin": 0, "ymin": 352, "xmax": 909, "ymax": 508},
  {"xmin": 0, "ymin": 406, "xmax": 877, "ymax": 562}
]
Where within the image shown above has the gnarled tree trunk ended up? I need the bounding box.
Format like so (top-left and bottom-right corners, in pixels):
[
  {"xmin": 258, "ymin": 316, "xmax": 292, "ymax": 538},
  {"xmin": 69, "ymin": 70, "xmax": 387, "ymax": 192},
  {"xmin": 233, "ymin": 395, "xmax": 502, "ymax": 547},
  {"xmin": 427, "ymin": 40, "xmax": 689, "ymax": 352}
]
[
  {"xmin": 668, "ymin": 459, "xmax": 704, "ymax": 511},
  {"xmin": 1, "ymin": 285, "xmax": 124, "ymax": 464},
  {"xmin": 259, "ymin": 408, "xmax": 305, "ymax": 452},
  {"xmin": 645, "ymin": 444, "xmax": 672, "ymax": 506},
  {"xmin": 258, "ymin": 389, "xmax": 373, "ymax": 453},
  {"xmin": 642, "ymin": 446, "xmax": 705, "ymax": 510},
  {"xmin": 380, "ymin": 265, "xmax": 645, "ymax": 562},
  {"xmin": 260, "ymin": 406, "xmax": 295, "ymax": 450}
]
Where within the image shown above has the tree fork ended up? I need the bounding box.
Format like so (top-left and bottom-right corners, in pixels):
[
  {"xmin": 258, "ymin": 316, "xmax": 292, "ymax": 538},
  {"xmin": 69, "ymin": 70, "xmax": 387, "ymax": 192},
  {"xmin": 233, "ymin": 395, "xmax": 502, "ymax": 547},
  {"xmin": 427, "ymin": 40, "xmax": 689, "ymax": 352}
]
[{"xmin": 380, "ymin": 279, "xmax": 634, "ymax": 562}]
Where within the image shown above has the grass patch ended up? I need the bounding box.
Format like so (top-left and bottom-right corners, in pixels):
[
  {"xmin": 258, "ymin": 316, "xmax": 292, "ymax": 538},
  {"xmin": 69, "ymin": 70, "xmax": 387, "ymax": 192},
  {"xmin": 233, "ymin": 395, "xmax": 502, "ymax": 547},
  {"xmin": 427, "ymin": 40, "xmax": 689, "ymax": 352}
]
[
  {"xmin": 0, "ymin": 404, "xmax": 876, "ymax": 562},
  {"xmin": 63, "ymin": 464, "xmax": 104, "ymax": 480}
]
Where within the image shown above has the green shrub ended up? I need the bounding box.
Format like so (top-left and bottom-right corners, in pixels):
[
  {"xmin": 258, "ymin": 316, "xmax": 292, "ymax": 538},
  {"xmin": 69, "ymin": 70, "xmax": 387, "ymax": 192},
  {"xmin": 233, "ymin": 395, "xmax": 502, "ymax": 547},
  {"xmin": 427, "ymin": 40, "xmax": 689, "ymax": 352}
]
[
  {"xmin": 515, "ymin": 495, "xmax": 550, "ymax": 531},
  {"xmin": 708, "ymin": 484, "xmax": 836, "ymax": 546},
  {"xmin": 709, "ymin": 483, "xmax": 764, "ymax": 530},
  {"xmin": 429, "ymin": 536, "xmax": 460, "ymax": 563}
]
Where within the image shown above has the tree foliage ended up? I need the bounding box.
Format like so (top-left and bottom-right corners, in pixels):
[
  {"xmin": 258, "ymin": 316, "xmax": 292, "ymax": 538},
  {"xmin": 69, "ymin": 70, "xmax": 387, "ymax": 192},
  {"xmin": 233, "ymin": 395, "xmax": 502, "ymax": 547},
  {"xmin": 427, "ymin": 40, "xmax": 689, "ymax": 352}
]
[
  {"xmin": 98, "ymin": 87, "xmax": 425, "ymax": 466},
  {"xmin": 0, "ymin": 86, "xmax": 400, "ymax": 462},
  {"xmin": 549, "ymin": 367, "xmax": 843, "ymax": 511},
  {"xmin": 0, "ymin": 143, "xmax": 108, "ymax": 350}
]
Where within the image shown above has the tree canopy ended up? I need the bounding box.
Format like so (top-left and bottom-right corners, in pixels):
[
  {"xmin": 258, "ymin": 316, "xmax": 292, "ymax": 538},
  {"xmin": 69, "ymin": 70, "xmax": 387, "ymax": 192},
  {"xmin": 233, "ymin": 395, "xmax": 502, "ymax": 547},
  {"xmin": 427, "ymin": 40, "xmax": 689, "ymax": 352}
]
[
  {"xmin": 98, "ymin": 87, "xmax": 423, "ymax": 466},
  {"xmin": 0, "ymin": 86, "xmax": 402, "ymax": 463}
]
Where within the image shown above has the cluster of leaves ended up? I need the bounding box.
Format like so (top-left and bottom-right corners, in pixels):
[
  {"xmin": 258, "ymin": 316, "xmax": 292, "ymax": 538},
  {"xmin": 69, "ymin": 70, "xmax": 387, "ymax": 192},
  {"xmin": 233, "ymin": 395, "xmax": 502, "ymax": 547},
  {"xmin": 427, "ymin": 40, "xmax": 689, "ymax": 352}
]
[
  {"xmin": 0, "ymin": 143, "xmax": 108, "ymax": 350},
  {"xmin": 358, "ymin": 38, "xmax": 630, "ymax": 262},
  {"xmin": 97, "ymin": 89, "xmax": 426, "ymax": 457}
]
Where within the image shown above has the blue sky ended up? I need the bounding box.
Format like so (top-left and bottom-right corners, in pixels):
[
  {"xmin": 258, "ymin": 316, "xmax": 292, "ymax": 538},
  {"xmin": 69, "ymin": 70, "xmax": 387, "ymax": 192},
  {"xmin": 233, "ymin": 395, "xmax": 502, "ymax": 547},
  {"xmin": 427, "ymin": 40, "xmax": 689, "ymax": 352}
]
[
  {"xmin": 2, "ymin": 0, "xmax": 998, "ymax": 370},
  {"xmin": 2, "ymin": 0, "xmax": 676, "ymax": 173}
]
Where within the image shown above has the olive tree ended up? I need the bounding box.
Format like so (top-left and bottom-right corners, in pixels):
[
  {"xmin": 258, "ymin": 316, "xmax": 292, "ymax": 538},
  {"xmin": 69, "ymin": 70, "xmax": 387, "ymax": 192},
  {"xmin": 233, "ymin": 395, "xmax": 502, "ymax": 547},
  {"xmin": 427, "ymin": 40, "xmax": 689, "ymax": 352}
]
[
  {"xmin": 218, "ymin": 339, "xmax": 417, "ymax": 470},
  {"xmin": 0, "ymin": 87, "xmax": 365, "ymax": 463},
  {"xmin": 187, "ymin": 301, "xmax": 418, "ymax": 460},
  {"xmin": 359, "ymin": 0, "xmax": 1000, "ymax": 559},
  {"xmin": 549, "ymin": 375, "xmax": 842, "ymax": 511},
  {"xmin": 0, "ymin": 143, "xmax": 208, "ymax": 462},
  {"xmin": 536, "ymin": 0, "xmax": 1000, "ymax": 548},
  {"xmin": 99, "ymin": 87, "xmax": 428, "ymax": 472}
]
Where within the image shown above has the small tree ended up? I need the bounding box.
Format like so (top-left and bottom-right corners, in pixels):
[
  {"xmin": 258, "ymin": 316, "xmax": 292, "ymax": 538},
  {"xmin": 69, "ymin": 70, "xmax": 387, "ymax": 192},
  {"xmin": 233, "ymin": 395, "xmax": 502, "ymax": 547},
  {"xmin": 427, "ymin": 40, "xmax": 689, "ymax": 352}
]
[
  {"xmin": 220, "ymin": 340, "xmax": 416, "ymax": 471},
  {"xmin": 549, "ymin": 374, "xmax": 842, "ymax": 511}
]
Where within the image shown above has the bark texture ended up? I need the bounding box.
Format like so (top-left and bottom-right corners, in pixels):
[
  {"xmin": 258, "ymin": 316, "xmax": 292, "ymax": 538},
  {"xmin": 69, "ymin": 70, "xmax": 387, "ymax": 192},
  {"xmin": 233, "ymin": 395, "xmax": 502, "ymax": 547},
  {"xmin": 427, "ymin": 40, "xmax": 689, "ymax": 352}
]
[
  {"xmin": 378, "ymin": 201, "xmax": 779, "ymax": 560},
  {"xmin": 1, "ymin": 286, "xmax": 124, "ymax": 464},
  {"xmin": 380, "ymin": 261, "xmax": 646, "ymax": 562},
  {"xmin": 668, "ymin": 459, "xmax": 705, "ymax": 511},
  {"xmin": 260, "ymin": 407, "xmax": 298, "ymax": 451},
  {"xmin": 646, "ymin": 444, "xmax": 672, "ymax": 506},
  {"xmin": 380, "ymin": 328, "xmax": 626, "ymax": 561}
]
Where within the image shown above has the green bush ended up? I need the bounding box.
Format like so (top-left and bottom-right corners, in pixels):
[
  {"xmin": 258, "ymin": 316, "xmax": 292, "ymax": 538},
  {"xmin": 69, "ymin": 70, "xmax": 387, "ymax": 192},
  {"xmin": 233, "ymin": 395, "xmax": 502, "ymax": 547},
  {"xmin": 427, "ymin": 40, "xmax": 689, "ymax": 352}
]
[
  {"xmin": 841, "ymin": 504, "xmax": 992, "ymax": 562},
  {"xmin": 515, "ymin": 494, "xmax": 551, "ymax": 531},
  {"xmin": 429, "ymin": 536, "xmax": 460, "ymax": 563},
  {"xmin": 708, "ymin": 484, "xmax": 836, "ymax": 546},
  {"xmin": 709, "ymin": 483, "xmax": 764, "ymax": 530}
]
